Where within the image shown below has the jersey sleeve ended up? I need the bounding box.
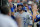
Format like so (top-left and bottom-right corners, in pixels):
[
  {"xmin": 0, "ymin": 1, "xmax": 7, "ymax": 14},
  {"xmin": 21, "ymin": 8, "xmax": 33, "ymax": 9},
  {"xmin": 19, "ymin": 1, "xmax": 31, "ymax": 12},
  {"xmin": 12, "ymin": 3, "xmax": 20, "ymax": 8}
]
[
  {"xmin": 29, "ymin": 15, "xmax": 33, "ymax": 25},
  {"xmin": 26, "ymin": 12, "xmax": 33, "ymax": 25}
]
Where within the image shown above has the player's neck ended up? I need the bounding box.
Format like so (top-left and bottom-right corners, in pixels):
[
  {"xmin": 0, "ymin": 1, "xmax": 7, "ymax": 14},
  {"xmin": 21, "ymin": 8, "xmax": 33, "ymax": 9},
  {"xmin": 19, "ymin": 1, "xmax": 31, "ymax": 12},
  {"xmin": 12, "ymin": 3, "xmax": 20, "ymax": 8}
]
[{"xmin": 19, "ymin": 10, "xmax": 24, "ymax": 14}]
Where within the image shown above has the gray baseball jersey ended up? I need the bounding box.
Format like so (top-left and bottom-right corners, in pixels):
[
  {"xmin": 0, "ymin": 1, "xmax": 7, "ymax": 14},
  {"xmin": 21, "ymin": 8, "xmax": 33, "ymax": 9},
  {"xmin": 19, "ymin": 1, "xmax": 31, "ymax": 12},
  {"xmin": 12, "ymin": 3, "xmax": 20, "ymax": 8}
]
[{"xmin": 14, "ymin": 12, "xmax": 33, "ymax": 27}]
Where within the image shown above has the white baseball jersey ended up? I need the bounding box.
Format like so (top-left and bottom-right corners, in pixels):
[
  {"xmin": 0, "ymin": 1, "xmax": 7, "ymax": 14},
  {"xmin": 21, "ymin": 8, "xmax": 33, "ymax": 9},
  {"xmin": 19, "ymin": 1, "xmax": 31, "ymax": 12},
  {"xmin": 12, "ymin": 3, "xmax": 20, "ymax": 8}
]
[
  {"xmin": 14, "ymin": 12, "xmax": 33, "ymax": 27},
  {"xmin": 0, "ymin": 14, "xmax": 18, "ymax": 27}
]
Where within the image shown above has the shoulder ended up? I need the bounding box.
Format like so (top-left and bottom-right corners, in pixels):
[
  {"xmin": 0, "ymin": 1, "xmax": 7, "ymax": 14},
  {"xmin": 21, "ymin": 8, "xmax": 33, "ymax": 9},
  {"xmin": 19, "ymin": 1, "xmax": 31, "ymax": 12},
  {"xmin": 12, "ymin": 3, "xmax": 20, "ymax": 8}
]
[
  {"xmin": 26, "ymin": 12, "xmax": 30, "ymax": 15},
  {"xmin": 0, "ymin": 15, "xmax": 18, "ymax": 27},
  {"xmin": 14, "ymin": 12, "xmax": 19, "ymax": 15},
  {"xmin": 14, "ymin": 12, "xmax": 19, "ymax": 17}
]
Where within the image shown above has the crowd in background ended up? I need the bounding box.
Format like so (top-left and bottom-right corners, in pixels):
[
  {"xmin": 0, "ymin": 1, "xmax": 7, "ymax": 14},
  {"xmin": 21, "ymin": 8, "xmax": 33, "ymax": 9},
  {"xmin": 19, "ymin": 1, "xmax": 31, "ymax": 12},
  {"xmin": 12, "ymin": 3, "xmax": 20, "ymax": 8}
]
[{"xmin": 0, "ymin": 0, "xmax": 40, "ymax": 27}]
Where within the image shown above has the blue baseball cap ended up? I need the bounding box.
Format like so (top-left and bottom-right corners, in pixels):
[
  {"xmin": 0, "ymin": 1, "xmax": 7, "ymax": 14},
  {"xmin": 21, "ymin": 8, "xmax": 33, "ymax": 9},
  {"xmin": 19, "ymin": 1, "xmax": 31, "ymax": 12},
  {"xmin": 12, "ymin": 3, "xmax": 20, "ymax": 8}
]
[{"xmin": 17, "ymin": 3, "xmax": 23, "ymax": 7}]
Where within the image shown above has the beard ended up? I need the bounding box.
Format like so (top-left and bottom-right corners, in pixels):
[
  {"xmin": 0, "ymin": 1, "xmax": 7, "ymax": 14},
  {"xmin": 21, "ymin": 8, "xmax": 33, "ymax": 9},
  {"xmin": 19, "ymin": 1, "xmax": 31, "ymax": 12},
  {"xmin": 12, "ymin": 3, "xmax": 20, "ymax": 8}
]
[{"xmin": 17, "ymin": 9, "xmax": 22, "ymax": 12}]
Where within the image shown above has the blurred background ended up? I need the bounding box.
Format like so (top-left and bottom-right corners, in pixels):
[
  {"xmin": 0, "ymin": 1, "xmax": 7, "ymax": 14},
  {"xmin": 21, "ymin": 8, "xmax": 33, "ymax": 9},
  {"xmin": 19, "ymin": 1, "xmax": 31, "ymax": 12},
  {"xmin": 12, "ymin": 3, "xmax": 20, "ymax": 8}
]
[
  {"xmin": 1, "ymin": 0, "xmax": 40, "ymax": 6},
  {"xmin": 0, "ymin": 0, "xmax": 40, "ymax": 27}
]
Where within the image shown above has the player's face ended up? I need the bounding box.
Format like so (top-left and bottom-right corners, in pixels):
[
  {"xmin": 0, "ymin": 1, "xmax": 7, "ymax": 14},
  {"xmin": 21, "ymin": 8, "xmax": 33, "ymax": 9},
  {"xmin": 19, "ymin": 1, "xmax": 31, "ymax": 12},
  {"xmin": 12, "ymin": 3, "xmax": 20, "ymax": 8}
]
[{"xmin": 18, "ymin": 6, "xmax": 22, "ymax": 10}]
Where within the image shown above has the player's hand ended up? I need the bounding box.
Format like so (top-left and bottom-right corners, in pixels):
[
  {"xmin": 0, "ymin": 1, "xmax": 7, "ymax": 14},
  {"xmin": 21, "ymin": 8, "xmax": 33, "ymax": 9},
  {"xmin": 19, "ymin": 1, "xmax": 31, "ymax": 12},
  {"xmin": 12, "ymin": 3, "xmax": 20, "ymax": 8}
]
[
  {"xmin": 9, "ymin": 2, "xmax": 13, "ymax": 8},
  {"xmin": 33, "ymin": 4, "xmax": 37, "ymax": 9}
]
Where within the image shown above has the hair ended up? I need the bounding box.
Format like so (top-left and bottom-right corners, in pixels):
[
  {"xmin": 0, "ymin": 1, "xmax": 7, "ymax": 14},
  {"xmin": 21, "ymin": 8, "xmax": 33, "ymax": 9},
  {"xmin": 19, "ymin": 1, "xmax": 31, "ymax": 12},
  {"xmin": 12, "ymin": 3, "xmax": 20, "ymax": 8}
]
[
  {"xmin": 1, "ymin": 5, "xmax": 9, "ymax": 15},
  {"xmin": 17, "ymin": 5, "xmax": 23, "ymax": 8}
]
